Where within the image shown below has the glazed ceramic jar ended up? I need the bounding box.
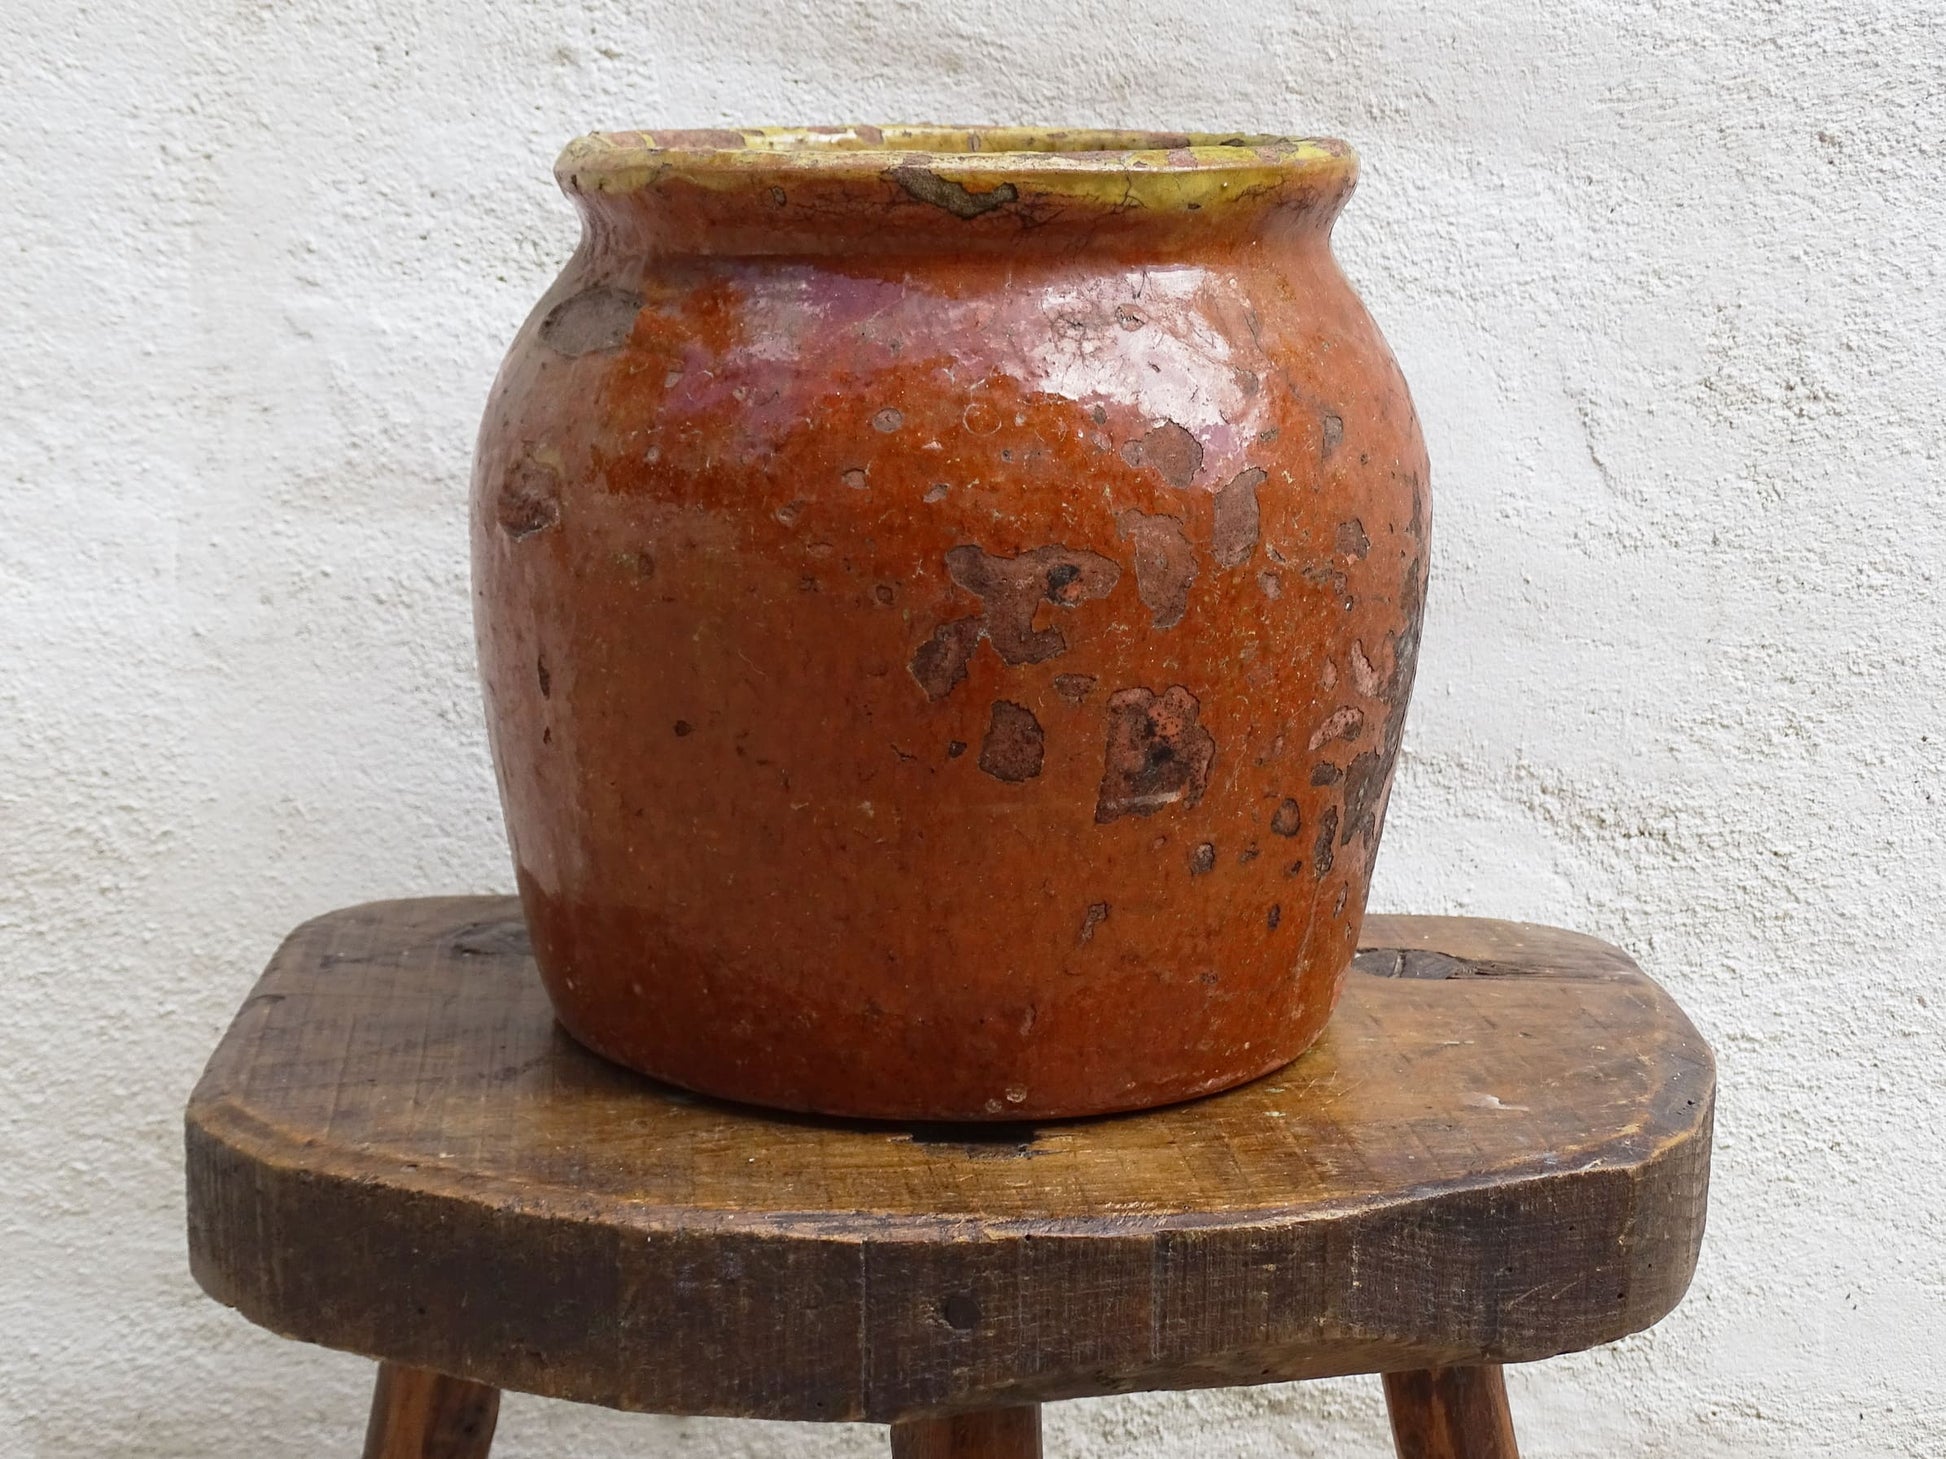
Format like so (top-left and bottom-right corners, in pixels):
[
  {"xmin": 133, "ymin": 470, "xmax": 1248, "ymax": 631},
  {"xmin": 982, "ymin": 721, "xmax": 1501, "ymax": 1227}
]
[{"xmin": 473, "ymin": 128, "xmax": 1428, "ymax": 1120}]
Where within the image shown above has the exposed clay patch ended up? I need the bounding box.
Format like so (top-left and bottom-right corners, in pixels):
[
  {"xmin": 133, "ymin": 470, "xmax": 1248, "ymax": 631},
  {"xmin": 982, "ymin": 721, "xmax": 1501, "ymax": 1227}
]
[
  {"xmin": 947, "ymin": 739, "xmax": 967, "ymax": 758},
  {"xmin": 872, "ymin": 407, "xmax": 904, "ymax": 433},
  {"xmin": 539, "ymin": 286, "xmax": 643, "ymax": 356},
  {"xmin": 979, "ymin": 700, "xmax": 1045, "ymax": 782},
  {"xmin": 1350, "ymin": 641, "xmax": 1383, "ymax": 697},
  {"xmin": 1311, "ymin": 763, "xmax": 1343, "ymax": 786},
  {"xmin": 1392, "ymin": 555, "xmax": 1428, "ymax": 698},
  {"xmin": 1078, "ymin": 901, "xmax": 1109, "ymax": 945},
  {"xmin": 1340, "ymin": 747, "xmax": 1390, "ymax": 850},
  {"xmin": 1115, "ymin": 510, "xmax": 1197, "ymax": 629},
  {"xmin": 842, "ymin": 468, "xmax": 869, "ymax": 490},
  {"xmin": 1336, "ymin": 554, "xmax": 1428, "ymax": 854},
  {"xmin": 888, "ymin": 165, "xmax": 1019, "ymax": 218},
  {"xmin": 1120, "ymin": 421, "xmax": 1204, "ymax": 489},
  {"xmin": 1258, "ymin": 570, "xmax": 1282, "ymax": 601},
  {"xmin": 496, "ymin": 458, "xmax": 561, "ymax": 539},
  {"xmin": 909, "ymin": 617, "xmax": 982, "ymax": 700},
  {"xmin": 1212, "ymin": 467, "xmax": 1266, "ymax": 568},
  {"xmin": 1190, "ymin": 842, "xmax": 1216, "ymax": 876},
  {"xmin": 1052, "ymin": 673, "xmax": 1097, "ymax": 705},
  {"xmin": 1308, "ymin": 706, "xmax": 1365, "ymax": 751},
  {"xmin": 1094, "ymin": 685, "xmax": 1217, "ymax": 823},
  {"xmin": 1313, "ymin": 807, "xmax": 1339, "ymax": 878},
  {"xmin": 945, "ymin": 544, "xmax": 1121, "ymax": 665},
  {"xmin": 1336, "ymin": 518, "xmax": 1371, "ymax": 559},
  {"xmin": 874, "ymin": 584, "xmax": 896, "ymax": 606},
  {"xmin": 1302, "ymin": 562, "xmax": 1352, "ymax": 608},
  {"xmin": 1322, "ymin": 413, "xmax": 1345, "ymax": 456},
  {"xmin": 1270, "ymin": 798, "xmax": 1302, "ymax": 837},
  {"xmin": 1238, "ymin": 843, "xmax": 1260, "ymax": 864},
  {"xmin": 924, "ymin": 483, "xmax": 950, "ymax": 503}
]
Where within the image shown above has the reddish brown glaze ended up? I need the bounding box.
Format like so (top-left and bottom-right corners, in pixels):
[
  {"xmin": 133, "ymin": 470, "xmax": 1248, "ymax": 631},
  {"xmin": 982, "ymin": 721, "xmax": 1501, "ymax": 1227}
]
[{"xmin": 472, "ymin": 128, "xmax": 1430, "ymax": 1119}]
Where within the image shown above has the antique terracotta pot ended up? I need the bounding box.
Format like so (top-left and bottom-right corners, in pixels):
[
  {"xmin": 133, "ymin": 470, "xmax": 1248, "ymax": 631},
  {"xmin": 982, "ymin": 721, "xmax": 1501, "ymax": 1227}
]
[{"xmin": 473, "ymin": 127, "xmax": 1429, "ymax": 1120}]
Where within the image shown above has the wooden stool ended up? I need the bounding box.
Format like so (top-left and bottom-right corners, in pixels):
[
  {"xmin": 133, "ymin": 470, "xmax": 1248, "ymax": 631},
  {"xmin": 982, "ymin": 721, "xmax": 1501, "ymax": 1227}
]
[{"xmin": 186, "ymin": 899, "xmax": 1713, "ymax": 1459}]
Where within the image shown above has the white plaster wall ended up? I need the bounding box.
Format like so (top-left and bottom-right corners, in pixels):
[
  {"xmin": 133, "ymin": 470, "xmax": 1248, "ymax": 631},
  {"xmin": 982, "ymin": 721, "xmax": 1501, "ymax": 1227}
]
[{"xmin": 3, "ymin": 1, "xmax": 1942, "ymax": 1454}]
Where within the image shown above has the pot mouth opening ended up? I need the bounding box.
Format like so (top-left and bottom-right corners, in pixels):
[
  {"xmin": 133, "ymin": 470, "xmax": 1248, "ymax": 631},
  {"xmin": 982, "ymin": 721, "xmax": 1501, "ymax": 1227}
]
[{"xmin": 557, "ymin": 125, "xmax": 1356, "ymax": 207}]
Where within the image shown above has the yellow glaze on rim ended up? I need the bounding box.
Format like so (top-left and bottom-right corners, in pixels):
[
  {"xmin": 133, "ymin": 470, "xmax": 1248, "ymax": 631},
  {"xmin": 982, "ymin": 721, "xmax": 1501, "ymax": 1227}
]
[{"xmin": 556, "ymin": 126, "xmax": 1357, "ymax": 214}]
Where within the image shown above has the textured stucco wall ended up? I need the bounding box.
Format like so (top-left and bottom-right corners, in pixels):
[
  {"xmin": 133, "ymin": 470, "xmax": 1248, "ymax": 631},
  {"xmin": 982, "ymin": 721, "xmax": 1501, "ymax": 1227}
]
[{"xmin": 3, "ymin": 1, "xmax": 1942, "ymax": 1454}]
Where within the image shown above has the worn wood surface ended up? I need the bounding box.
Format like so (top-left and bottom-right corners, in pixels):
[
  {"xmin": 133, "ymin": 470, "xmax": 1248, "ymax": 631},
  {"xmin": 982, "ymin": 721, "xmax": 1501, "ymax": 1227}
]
[
  {"xmin": 185, "ymin": 897, "xmax": 1713, "ymax": 1423},
  {"xmin": 1383, "ymin": 1366, "xmax": 1520, "ymax": 1459},
  {"xmin": 361, "ymin": 1362, "xmax": 499, "ymax": 1459},
  {"xmin": 890, "ymin": 1406, "xmax": 1042, "ymax": 1459}
]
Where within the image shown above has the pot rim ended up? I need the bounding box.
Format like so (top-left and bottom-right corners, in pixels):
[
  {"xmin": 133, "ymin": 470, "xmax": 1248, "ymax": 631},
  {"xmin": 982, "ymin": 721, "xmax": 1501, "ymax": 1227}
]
[{"xmin": 556, "ymin": 126, "xmax": 1357, "ymax": 214}]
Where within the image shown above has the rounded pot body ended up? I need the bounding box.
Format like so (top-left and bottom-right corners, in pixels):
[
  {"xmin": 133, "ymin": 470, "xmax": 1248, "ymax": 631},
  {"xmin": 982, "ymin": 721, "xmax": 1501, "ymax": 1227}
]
[{"xmin": 473, "ymin": 128, "xmax": 1429, "ymax": 1119}]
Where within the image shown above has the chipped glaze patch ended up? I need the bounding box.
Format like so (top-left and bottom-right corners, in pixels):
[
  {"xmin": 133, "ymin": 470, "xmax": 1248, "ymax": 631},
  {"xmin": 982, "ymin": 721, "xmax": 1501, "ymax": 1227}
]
[
  {"xmin": 496, "ymin": 458, "xmax": 562, "ymax": 539},
  {"xmin": 1212, "ymin": 467, "xmax": 1266, "ymax": 568},
  {"xmin": 539, "ymin": 286, "xmax": 644, "ymax": 356},
  {"xmin": 1120, "ymin": 419, "xmax": 1204, "ymax": 488},
  {"xmin": 1114, "ymin": 510, "xmax": 1197, "ymax": 629},
  {"xmin": 945, "ymin": 544, "xmax": 1121, "ymax": 665},
  {"xmin": 1095, "ymin": 685, "xmax": 1217, "ymax": 822},
  {"xmin": 909, "ymin": 617, "xmax": 982, "ymax": 700},
  {"xmin": 979, "ymin": 700, "xmax": 1045, "ymax": 782}
]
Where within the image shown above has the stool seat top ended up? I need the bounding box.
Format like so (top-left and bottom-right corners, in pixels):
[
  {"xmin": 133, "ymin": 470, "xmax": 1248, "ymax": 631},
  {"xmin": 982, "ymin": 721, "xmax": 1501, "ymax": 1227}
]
[{"xmin": 186, "ymin": 897, "xmax": 1713, "ymax": 1423}]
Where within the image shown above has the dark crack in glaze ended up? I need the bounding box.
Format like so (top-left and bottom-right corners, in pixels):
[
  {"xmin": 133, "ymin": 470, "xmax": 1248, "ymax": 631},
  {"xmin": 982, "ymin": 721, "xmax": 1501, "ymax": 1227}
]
[
  {"xmin": 1212, "ymin": 467, "xmax": 1266, "ymax": 568},
  {"xmin": 1115, "ymin": 510, "xmax": 1197, "ymax": 629},
  {"xmin": 889, "ymin": 165, "xmax": 1019, "ymax": 219},
  {"xmin": 1120, "ymin": 420, "xmax": 1204, "ymax": 489},
  {"xmin": 1267, "ymin": 903, "xmax": 1282, "ymax": 930},
  {"xmin": 909, "ymin": 616, "xmax": 983, "ymax": 700},
  {"xmin": 945, "ymin": 544, "xmax": 1121, "ymax": 665},
  {"xmin": 539, "ymin": 286, "xmax": 644, "ymax": 356},
  {"xmin": 1095, "ymin": 685, "xmax": 1216, "ymax": 823},
  {"xmin": 496, "ymin": 458, "xmax": 562, "ymax": 539},
  {"xmin": 979, "ymin": 700, "xmax": 1045, "ymax": 782}
]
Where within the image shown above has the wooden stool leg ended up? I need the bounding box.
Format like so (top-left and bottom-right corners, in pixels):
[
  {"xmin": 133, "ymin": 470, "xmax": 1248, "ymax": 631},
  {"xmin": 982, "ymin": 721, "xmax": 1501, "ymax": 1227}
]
[
  {"xmin": 362, "ymin": 1362, "xmax": 500, "ymax": 1459},
  {"xmin": 1382, "ymin": 1365, "xmax": 1519, "ymax": 1459},
  {"xmin": 890, "ymin": 1406, "xmax": 1042, "ymax": 1459}
]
